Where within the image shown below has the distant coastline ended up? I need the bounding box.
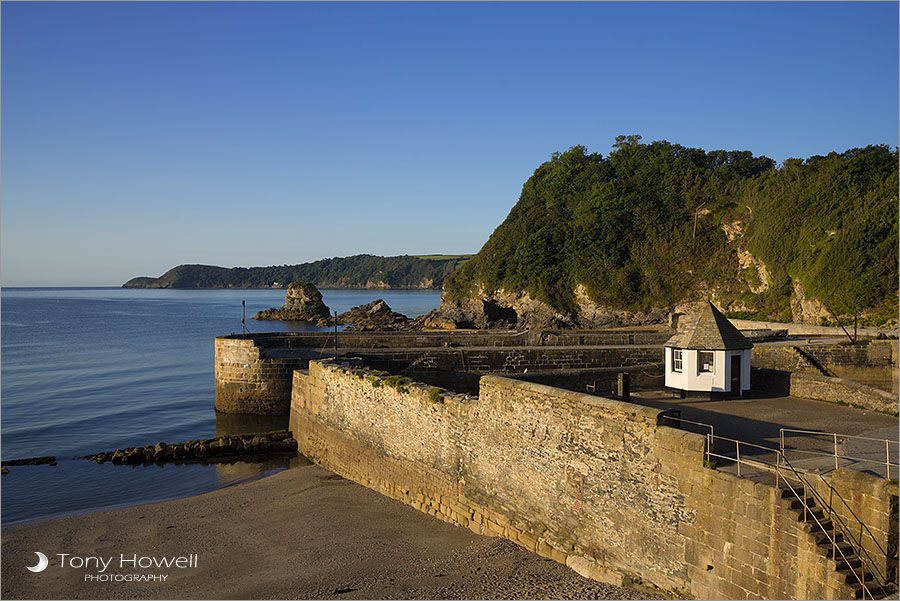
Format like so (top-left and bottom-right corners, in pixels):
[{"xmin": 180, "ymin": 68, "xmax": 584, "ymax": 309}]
[{"xmin": 123, "ymin": 254, "xmax": 470, "ymax": 290}]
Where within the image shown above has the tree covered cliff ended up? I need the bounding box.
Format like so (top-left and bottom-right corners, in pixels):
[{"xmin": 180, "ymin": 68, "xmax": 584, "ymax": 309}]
[
  {"xmin": 441, "ymin": 137, "xmax": 898, "ymax": 324},
  {"xmin": 123, "ymin": 254, "xmax": 470, "ymax": 289}
]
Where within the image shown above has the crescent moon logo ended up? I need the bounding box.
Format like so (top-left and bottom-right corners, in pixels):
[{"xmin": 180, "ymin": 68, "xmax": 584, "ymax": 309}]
[{"xmin": 26, "ymin": 551, "xmax": 49, "ymax": 573}]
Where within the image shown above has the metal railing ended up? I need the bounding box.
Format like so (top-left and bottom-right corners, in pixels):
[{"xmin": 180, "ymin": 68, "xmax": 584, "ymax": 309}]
[
  {"xmin": 707, "ymin": 435, "xmax": 781, "ymax": 478},
  {"xmin": 780, "ymin": 428, "xmax": 899, "ymax": 479},
  {"xmin": 662, "ymin": 419, "xmax": 892, "ymax": 597},
  {"xmin": 775, "ymin": 453, "xmax": 889, "ymax": 599},
  {"xmin": 709, "ymin": 435, "xmax": 888, "ymax": 597}
]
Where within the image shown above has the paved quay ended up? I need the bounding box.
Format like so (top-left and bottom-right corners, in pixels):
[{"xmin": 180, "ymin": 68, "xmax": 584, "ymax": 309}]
[{"xmin": 626, "ymin": 389, "xmax": 898, "ymax": 479}]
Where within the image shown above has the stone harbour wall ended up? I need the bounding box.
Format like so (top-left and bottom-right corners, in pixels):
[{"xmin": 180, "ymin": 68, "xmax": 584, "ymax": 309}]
[
  {"xmin": 806, "ymin": 469, "xmax": 899, "ymax": 581},
  {"xmin": 214, "ymin": 337, "xmax": 314, "ymax": 415},
  {"xmin": 751, "ymin": 341, "xmax": 898, "ymax": 393},
  {"xmin": 290, "ymin": 360, "xmax": 892, "ymax": 599},
  {"xmin": 215, "ymin": 332, "xmax": 664, "ymax": 413},
  {"xmin": 752, "ymin": 368, "xmax": 899, "ymax": 415}
]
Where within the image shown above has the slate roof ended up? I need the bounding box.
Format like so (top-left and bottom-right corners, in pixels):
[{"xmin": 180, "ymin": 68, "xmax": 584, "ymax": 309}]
[{"xmin": 666, "ymin": 302, "xmax": 753, "ymax": 350}]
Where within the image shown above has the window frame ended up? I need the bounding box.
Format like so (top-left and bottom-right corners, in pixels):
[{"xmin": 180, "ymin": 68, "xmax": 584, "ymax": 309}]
[
  {"xmin": 698, "ymin": 350, "xmax": 715, "ymax": 374},
  {"xmin": 672, "ymin": 349, "xmax": 683, "ymax": 372}
]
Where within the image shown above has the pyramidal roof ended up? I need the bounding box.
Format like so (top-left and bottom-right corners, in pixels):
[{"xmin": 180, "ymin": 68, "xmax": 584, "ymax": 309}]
[{"xmin": 666, "ymin": 302, "xmax": 753, "ymax": 350}]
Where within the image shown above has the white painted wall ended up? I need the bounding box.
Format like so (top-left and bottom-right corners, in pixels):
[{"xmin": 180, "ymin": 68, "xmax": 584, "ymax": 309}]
[{"xmin": 665, "ymin": 347, "xmax": 752, "ymax": 394}]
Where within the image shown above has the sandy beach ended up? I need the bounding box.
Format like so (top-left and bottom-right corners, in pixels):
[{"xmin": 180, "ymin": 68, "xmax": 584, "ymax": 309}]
[{"xmin": 1, "ymin": 463, "xmax": 663, "ymax": 600}]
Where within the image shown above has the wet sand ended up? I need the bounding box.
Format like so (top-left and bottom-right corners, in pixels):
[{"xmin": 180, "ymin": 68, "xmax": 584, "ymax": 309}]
[{"xmin": 1, "ymin": 463, "xmax": 664, "ymax": 600}]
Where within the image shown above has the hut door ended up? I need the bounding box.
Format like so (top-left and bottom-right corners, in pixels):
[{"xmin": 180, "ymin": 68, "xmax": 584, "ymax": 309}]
[{"xmin": 730, "ymin": 355, "xmax": 742, "ymax": 396}]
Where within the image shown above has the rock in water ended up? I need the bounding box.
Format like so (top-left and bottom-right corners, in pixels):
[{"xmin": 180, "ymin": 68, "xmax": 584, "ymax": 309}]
[
  {"xmin": 338, "ymin": 299, "xmax": 409, "ymax": 330},
  {"xmin": 253, "ymin": 282, "xmax": 333, "ymax": 326}
]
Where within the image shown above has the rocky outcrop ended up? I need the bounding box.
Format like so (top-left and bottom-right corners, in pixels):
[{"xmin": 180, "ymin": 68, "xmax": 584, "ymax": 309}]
[
  {"xmin": 420, "ymin": 287, "xmax": 668, "ymax": 330},
  {"xmin": 338, "ymin": 299, "xmax": 410, "ymax": 330},
  {"xmin": 790, "ymin": 279, "xmax": 831, "ymax": 325},
  {"xmin": 254, "ymin": 282, "xmax": 332, "ymax": 326},
  {"xmin": 84, "ymin": 431, "xmax": 298, "ymax": 465},
  {"xmin": 1, "ymin": 455, "xmax": 57, "ymax": 467}
]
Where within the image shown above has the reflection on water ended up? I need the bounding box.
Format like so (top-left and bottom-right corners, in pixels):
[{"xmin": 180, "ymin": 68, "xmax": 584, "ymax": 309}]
[
  {"xmin": 214, "ymin": 454, "xmax": 311, "ymax": 484},
  {"xmin": 211, "ymin": 411, "xmax": 297, "ymax": 483},
  {"xmin": 214, "ymin": 412, "xmax": 290, "ymax": 438}
]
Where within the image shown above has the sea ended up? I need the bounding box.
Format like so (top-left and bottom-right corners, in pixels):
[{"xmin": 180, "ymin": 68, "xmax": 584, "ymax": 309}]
[{"xmin": 0, "ymin": 287, "xmax": 442, "ymax": 526}]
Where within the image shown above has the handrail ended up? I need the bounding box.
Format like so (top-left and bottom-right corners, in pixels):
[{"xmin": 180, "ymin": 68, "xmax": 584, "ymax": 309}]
[
  {"xmin": 808, "ymin": 468, "xmax": 891, "ymax": 577},
  {"xmin": 662, "ymin": 416, "xmax": 715, "ymax": 465},
  {"xmin": 780, "ymin": 428, "xmax": 899, "ymax": 478},
  {"xmin": 663, "ymin": 418, "xmax": 892, "ymax": 595},
  {"xmin": 775, "ymin": 456, "xmax": 873, "ymax": 597},
  {"xmin": 706, "ymin": 435, "xmax": 780, "ymax": 478},
  {"xmin": 777, "ymin": 453, "xmax": 888, "ymax": 597}
]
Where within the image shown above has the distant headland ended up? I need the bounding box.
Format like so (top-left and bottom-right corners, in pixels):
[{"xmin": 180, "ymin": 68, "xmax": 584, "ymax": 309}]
[{"xmin": 122, "ymin": 254, "xmax": 471, "ymax": 290}]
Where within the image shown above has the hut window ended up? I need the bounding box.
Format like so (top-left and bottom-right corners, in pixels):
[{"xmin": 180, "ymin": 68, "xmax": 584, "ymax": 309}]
[
  {"xmin": 698, "ymin": 351, "xmax": 714, "ymax": 373},
  {"xmin": 672, "ymin": 349, "xmax": 683, "ymax": 372}
]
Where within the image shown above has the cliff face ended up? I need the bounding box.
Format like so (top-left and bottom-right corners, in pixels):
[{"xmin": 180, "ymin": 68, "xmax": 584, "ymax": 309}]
[{"xmin": 431, "ymin": 140, "xmax": 898, "ymax": 330}]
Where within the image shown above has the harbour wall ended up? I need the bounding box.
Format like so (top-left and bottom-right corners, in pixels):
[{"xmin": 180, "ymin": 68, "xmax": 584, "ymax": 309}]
[
  {"xmin": 290, "ymin": 359, "xmax": 897, "ymax": 599},
  {"xmin": 217, "ymin": 332, "xmax": 898, "ymax": 415},
  {"xmin": 751, "ymin": 341, "xmax": 898, "ymax": 393},
  {"xmin": 215, "ymin": 331, "xmax": 666, "ymax": 414},
  {"xmin": 753, "ymin": 369, "xmax": 899, "ymax": 415}
]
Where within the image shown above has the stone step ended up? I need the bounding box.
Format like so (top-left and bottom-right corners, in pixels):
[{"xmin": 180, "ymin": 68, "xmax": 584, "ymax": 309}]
[
  {"xmin": 781, "ymin": 496, "xmax": 819, "ymax": 511},
  {"xmin": 780, "ymin": 486, "xmax": 805, "ymax": 499},
  {"xmin": 804, "ymin": 518, "xmax": 834, "ymax": 534},
  {"xmin": 798, "ymin": 507, "xmax": 827, "ymax": 522},
  {"xmin": 833, "ymin": 555, "xmax": 863, "ymax": 572},
  {"xmin": 848, "ymin": 580, "xmax": 891, "ymax": 599},
  {"xmin": 836, "ymin": 565, "xmax": 886, "ymax": 588},
  {"xmin": 816, "ymin": 533, "xmax": 848, "ymax": 551}
]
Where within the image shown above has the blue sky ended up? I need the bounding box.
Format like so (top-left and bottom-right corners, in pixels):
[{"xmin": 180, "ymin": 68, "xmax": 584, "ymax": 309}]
[{"xmin": 2, "ymin": 1, "xmax": 897, "ymax": 286}]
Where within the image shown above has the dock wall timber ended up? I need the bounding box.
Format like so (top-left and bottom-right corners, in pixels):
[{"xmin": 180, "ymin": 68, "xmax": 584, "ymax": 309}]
[{"xmin": 290, "ymin": 360, "xmax": 896, "ymax": 599}]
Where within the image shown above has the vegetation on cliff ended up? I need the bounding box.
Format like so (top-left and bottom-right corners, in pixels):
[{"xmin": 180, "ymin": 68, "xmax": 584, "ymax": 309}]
[
  {"xmin": 123, "ymin": 254, "xmax": 470, "ymax": 289},
  {"xmin": 442, "ymin": 136, "xmax": 898, "ymax": 323}
]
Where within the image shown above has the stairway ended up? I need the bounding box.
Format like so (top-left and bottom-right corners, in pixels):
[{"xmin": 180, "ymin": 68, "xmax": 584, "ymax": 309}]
[
  {"xmin": 791, "ymin": 346, "xmax": 832, "ymax": 377},
  {"xmin": 779, "ymin": 487, "xmax": 894, "ymax": 599}
]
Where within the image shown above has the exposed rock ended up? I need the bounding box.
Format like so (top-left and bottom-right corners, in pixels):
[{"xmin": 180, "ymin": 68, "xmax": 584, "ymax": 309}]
[
  {"xmin": 790, "ymin": 279, "xmax": 831, "ymax": 324},
  {"xmin": 84, "ymin": 430, "xmax": 298, "ymax": 465},
  {"xmin": 254, "ymin": 282, "xmax": 333, "ymax": 326},
  {"xmin": 735, "ymin": 249, "xmax": 771, "ymax": 294},
  {"xmin": 573, "ymin": 285, "xmax": 668, "ymax": 328},
  {"xmin": 338, "ymin": 299, "xmax": 410, "ymax": 330},
  {"xmin": 420, "ymin": 286, "xmax": 667, "ymax": 330},
  {"xmin": 1, "ymin": 456, "xmax": 57, "ymax": 467}
]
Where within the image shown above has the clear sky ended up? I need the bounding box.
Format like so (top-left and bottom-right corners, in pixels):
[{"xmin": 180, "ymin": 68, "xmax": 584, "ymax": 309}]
[{"xmin": 2, "ymin": 1, "xmax": 897, "ymax": 286}]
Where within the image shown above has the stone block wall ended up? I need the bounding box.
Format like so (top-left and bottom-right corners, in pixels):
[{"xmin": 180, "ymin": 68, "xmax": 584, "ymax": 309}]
[
  {"xmin": 806, "ymin": 468, "xmax": 899, "ymax": 582},
  {"xmin": 752, "ymin": 368, "xmax": 899, "ymax": 415},
  {"xmin": 508, "ymin": 364, "xmax": 666, "ymax": 395},
  {"xmin": 216, "ymin": 333, "xmax": 665, "ymax": 412},
  {"xmin": 751, "ymin": 342, "xmax": 898, "ymax": 393},
  {"xmin": 220, "ymin": 329, "xmax": 672, "ymax": 350},
  {"xmin": 214, "ymin": 337, "xmax": 312, "ymax": 415},
  {"xmin": 290, "ymin": 360, "xmax": 883, "ymax": 599}
]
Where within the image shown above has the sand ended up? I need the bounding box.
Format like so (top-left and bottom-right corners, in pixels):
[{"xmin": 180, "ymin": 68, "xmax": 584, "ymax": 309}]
[{"xmin": 1, "ymin": 463, "xmax": 664, "ymax": 600}]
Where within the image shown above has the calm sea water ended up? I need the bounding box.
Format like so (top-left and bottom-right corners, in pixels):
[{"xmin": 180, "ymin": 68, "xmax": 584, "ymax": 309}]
[{"xmin": 0, "ymin": 287, "xmax": 441, "ymax": 525}]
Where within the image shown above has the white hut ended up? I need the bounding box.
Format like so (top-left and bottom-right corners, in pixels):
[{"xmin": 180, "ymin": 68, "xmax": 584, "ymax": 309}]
[{"xmin": 665, "ymin": 302, "xmax": 752, "ymax": 398}]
